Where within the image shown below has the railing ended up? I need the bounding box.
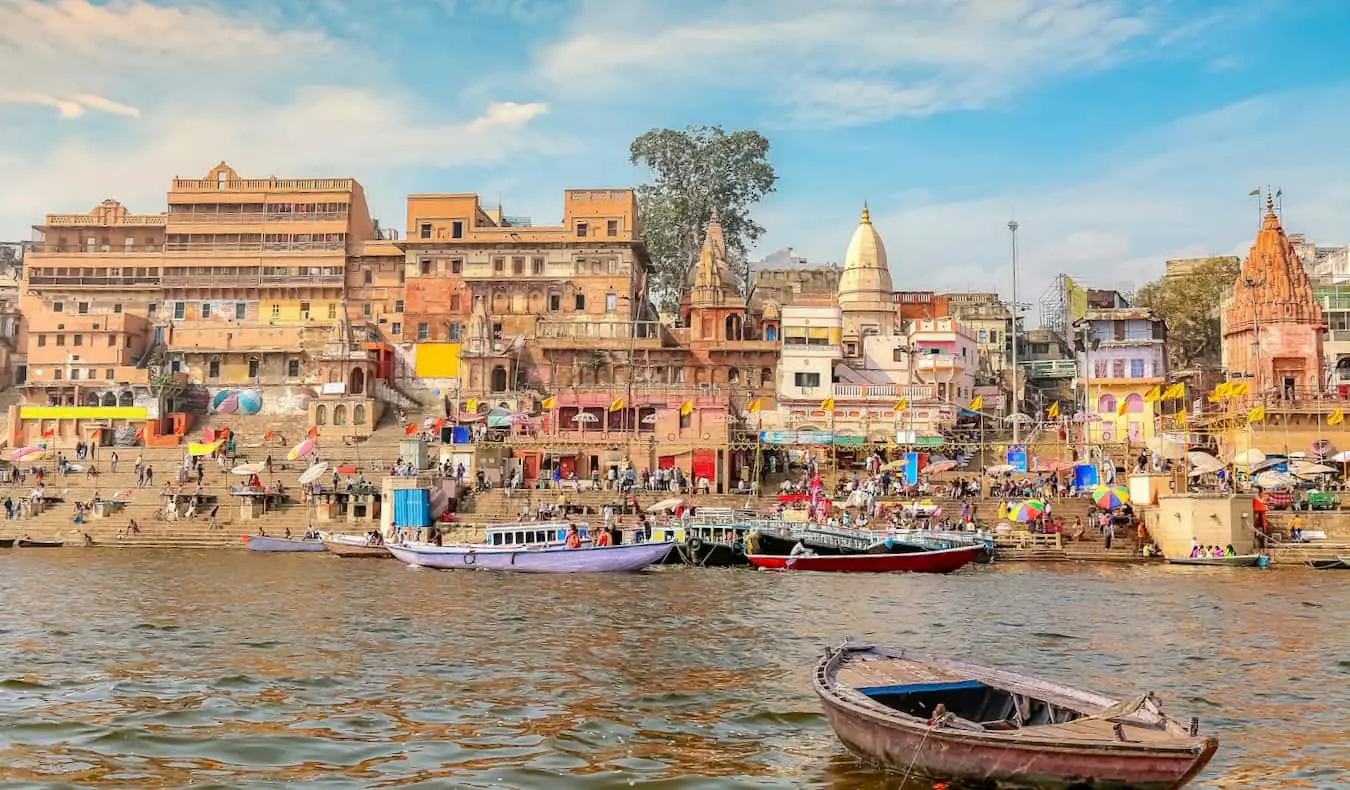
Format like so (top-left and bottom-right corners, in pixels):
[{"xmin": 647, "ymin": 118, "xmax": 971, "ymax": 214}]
[
  {"xmin": 1332, "ymin": 330, "xmax": 1350, "ymax": 343},
  {"xmin": 43, "ymin": 214, "xmax": 166, "ymax": 226},
  {"xmin": 259, "ymin": 272, "xmax": 344, "ymax": 285},
  {"xmin": 164, "ymin": 241, "xmax": 345, "ymax": 253},
  {"xmin": 161, "ymin": 269, "xmax": 261, "ymax": 287},
  {"xmin": 27, "ymin": 244, "xmax": 161, "ymax": 255},
  {"xmin": 831, "ymin": 383, "xmax": 936, "ymax": 400},
  {"xmin": 27, "ymin": 274, "xmax": 161, "ymax": 288},
  {"xmin": 535, "ymin": 320, "xmax": 663, "ymax": 341},
  {"xmin": 1021, "ymin": 359, "xmax": 1077, "ymax": 378},
  {"xmin": 171, "ymin": 178, "xmax": 354, "ymax": 192},
  {"xmin": 166, "ymin": 211, "xmax": 349, "ymax": 224}
]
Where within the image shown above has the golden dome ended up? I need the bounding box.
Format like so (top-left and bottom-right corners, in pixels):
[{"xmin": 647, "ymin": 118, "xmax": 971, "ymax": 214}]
[{"xmin": 838, "ymin": 203, "xmax": 892, "ymax": 305}]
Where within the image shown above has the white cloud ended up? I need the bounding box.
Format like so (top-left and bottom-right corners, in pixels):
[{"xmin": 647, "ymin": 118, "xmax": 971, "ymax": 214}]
[
  {"xmin": 537, "ymin": 0, "xmax": 1167, "ymax": 125},
  {"xmin": 0, "ymin": 0, "xmax": 550, "ymax": 236},
  {"xmin": 756, "ymin": 84, "xmax": 1350, "ymax": 317}
]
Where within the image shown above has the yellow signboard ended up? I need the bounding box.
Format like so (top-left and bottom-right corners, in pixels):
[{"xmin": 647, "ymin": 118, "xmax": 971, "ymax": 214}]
[
  {"xmin": 20, "ymin": 406, "xmax": 148, "ymax": 420},
  {"xmin": 413, "ymin": 343, "xmax": 461, "ymax": 378},
  {"xmin": 1064, "ymin": 276, "xmax": 1088, "ymax": 322}
]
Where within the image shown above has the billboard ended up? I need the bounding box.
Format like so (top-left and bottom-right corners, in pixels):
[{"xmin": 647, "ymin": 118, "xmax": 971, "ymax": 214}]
[{"xmin": 1064, "ymin": 276, "xmax": 1088, "ymax": 322}]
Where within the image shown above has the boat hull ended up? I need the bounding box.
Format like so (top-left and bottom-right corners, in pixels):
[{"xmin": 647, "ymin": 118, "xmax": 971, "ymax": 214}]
[
  {"xmin": 0, "ymin": 538, "xmax": 14, "ymax": 548},
  {"xmin": 747, "ymin": 544, "xmax": 982, "ymax": 573},
  {"xmin": 245, "ymin": 536, "xmax": 327, "ymax": 552},
  {"xmin": 1166, "ymin": 554, "xmax": 1264, "ymax": 567},
  {"xmin": 1306, "ymin": 557, "xmax": 1350, "ymax": 570},
  {"xmin": 16, "ymin": 540, "xmax": 63, "ymax": 548},
  {"xmin": 660, "ymin": 540, "xmax": 747, "ymax": 567},
  {"xmin": 387, "ymin": 541, "xmax": 674, "ymax": 573},
  {"xmin": 322, "ymin": 540, "xmax": 392, "ymax": 558}
]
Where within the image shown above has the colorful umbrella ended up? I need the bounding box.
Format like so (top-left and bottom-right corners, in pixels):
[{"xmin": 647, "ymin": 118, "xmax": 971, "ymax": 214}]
[
  {"xmin": 287, "ymin": 438, "xmax": 316, "ymax": 461},
  {"xmin": 17, "ymin": 450, "xmax": 47, "ymax": 464},
  {"xmin": 924, "ymin": 460, "xmax": 958, "ymax": 474},
  {"xmin": 1091, "ymin": 485, "xmax": 1130, "ymax": 509},
  {"xmin": 1008, "ymin": 500, "xmax": 1046, "ymax": 522},
  {"xmin": 9, "ymin": 446, "xmax": 39, "ymax": 462},
  {"xmin": 237, "ymin": 390, "xmax": 263, "ymax": 415}
]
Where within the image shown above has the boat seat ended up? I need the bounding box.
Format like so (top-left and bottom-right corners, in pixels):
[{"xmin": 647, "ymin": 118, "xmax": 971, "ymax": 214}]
[{"xmin": 980, "ymin": 720, "xmax": 1020, "ymax": 731}]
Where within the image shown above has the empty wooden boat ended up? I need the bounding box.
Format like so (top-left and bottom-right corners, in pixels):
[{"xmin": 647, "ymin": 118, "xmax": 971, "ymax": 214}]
[
  {"xmin": 1166, "ymin": 554, "xmax": 1266, "ymax": 568},
  {"xmin": 1305, "ymin": 556, "xmax": 1350, "ymax": 570},
  {"xmin": 747, "ymin": 543, "xmax": 982, "ymax": 573},
  {"xmin": 320, "ymin": 532, "xmax": 392, "ymax": 558},
  {"xmin": 16, "ymin": 539, "xmax": 64, "ymax": 548},
  {"xmin": 244, "ymin": 535, "xmax": 326, "ymax": 552},
  {"xmin": 815, "ymin": 641, "xmax": 1217, "ymax": 789}
]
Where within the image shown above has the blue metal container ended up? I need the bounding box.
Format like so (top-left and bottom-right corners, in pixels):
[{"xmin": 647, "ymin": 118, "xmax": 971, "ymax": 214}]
[{"xmin": 393, "ymin": 488, "xmax": 431, "ymax": 527}]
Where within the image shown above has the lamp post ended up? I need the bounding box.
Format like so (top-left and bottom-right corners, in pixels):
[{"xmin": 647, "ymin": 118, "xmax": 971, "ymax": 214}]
[{"xmin": 1008, "ymin": 218, "xmax": 1021, "ymax": 445}]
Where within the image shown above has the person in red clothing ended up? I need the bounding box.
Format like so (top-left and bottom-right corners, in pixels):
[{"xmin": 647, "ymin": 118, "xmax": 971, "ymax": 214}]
[{"xmin": 564, "ymin": 524, "xmax": 582, "ymax": 549}]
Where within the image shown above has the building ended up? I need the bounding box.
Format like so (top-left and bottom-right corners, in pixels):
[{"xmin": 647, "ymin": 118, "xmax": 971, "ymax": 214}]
[
  {"xmin": 751, "ymin": 265, "xmax": 840, "ymax": 313},
  {"xmin": 946, "ymin": 292, "xmax": 1013, "ymax": 384},
  {"xmin": 1221, "ymin": 193, "xmax": 1325, "ymax": 398},
  {"xmin": 1075, "ymin": 306, "xmax": 1168, "ymax": 446},
  {"xmin": 837, "ymin": 205, "xmax": 896, "ymax": 355}
]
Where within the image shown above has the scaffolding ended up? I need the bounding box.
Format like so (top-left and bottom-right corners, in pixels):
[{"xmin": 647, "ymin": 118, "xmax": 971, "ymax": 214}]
[{"xmin": 1039, "ymin": 273, "xmax": 1070, "ymax": 339}]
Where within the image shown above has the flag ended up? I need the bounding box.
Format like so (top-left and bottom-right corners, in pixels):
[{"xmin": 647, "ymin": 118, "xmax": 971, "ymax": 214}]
[
  {"xmin": 894, "ymin": 398, "xmax": 908, "ymax": 411},
  {"xmin": 1215, "ymin": 382, "xmax": 1234, "ymax": 399},
  {"xmin": 820, "ymin": 398, "xmax": 835, "ymax": 411},
  {"xmin": 1175, "ymin": 411, "xmax": 1187, "ymax": 427},
  {"xmin": 466, "ymin": 398, "xmax": 478, "ymax": 413},
  {"xmin": 1047, "ymin": 401, "xmax": 1059, "ymax": 419},
  {"xmin": 134, "ymin": 427, "xmax": 145, "ymax": 441},
  {"xmin": 1163, "ymin": 383, "xmax": 1185, "ymax": 400},
  {"xmin": 969, "ymin": 395, "xmax": 983, "ymax": 411},
  {"xmin": 1248, "ymin": 405, "xmax": 1265, "ymax": 423},
  {"xmin": 404, "ymin": 423, "xmax": 418, "ymax": 435},
  {"xmin": 433, "ymin": 418, "xmax": 446, "ymax": 431},
  {"xmin": 1229, "ymin": 381, "xmax": 1249, "ymax": 398},
  {"xmin": 1143, "ymin": 385, "xmax": 1161, "ymax": 403},
  {"xmin": 680, "ymin": 400, "xmax": 694, "ymax": 416},
  {"xmin": 1248, "ymin": 188, "xmax": 1260, "ymax": 196},
  {"xmin": 1117, "ymin": 399, "xmax": 1129, "ymax": 416},
  {"xmin": 747, "ymin": 398, "xmax": 762, "ymax": 413},
  {"xmin": 42, "ymin": 427, "xmax": 55, "ymax": 438},
  {"xmin": 307, "ymin": 425, "xmax": 319, "ymax": 439},
  {"xmin": 1276, "ymin": 188, "xmax": 1283, "ymax": 199},
  {"xmin": 263, "ymin": 430, "xmax": 275, "ymax": 441},
  {"xmin": 608, "ymin": 397, "xmax": 625, "ymax": 412},
  {"xmin": 541, "ymin": 396, "xmax": 556, "ymax": 410},
  {"xmin": 1330, "ymin": 408, "xmax": 1345, "ymax": 426}
]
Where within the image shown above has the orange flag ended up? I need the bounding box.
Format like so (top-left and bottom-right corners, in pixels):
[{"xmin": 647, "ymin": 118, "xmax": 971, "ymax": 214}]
[
  {"xmin": 307, "ymin": 426, "xmax": 319, "ymax": 439},
  {"xmin": 404, "ymin": 423, "xmax": 418, "ymax": 435}
]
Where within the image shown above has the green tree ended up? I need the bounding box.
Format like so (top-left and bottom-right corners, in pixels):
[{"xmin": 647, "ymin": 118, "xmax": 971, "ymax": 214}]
[
  {"xmin": 629, "ymin": 126, "xmax": 777, "ymax": 310},
  {"xmin": 1133, "ymin": 256, "xmax": 1241, "ymax": 371}
]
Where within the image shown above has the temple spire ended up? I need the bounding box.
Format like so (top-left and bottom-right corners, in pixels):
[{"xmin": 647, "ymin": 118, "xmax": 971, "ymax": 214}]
[{"xmin": 860, "ymin": 201, "xmax": 871, "ymax": 225}]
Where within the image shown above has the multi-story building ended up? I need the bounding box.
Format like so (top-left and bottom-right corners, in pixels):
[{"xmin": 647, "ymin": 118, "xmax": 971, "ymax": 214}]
[
  {"xmin": 1075, "ymin": 306, "xmax": 1168, "ymax": 446},
  {"xmin": 945, "ymin": 292, "xmax": 1013, "ymax": 385}
]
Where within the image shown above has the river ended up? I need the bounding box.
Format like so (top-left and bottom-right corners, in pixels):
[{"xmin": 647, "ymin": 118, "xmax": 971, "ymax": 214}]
[{"xmin": 0, "ymin": 552, "xmax": 1345, "ymax": 788}]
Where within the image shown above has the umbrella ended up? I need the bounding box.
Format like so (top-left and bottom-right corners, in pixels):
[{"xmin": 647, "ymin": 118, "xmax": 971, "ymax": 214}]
[
  {"xmin": 572, "ymin": 413, "xmax": 599, "ymax": 423},
  {"xmin": 1253, "ymin": 470, "xmax": 1295, "ymax": 489},
  {"xmin": 237, "ymin": 390, "xmax": 263, "ymax": 415},
  {"xmin": 647, "ymin": 497, "xmax": 683, "ymax": 512},
  {"xmin": 232, "ymin": 463, "xmax": 265, "ymax": 475},
  {"xmin": 640, "ymin": 413, "xmax": 660, "ymax": 424},
  {"xmin": 1234, "ymin": 448, "xmax": 1266, "ymax": 467},
  {"xmin": 1187, "ymin": 450, "xmax": 1221, "ymax": 468},
  {"xmin": 9, "ymin": 447, "xmax": 39, "ymax": 462},
  {"xmin": 924, "ymin": 460, "xmax": 958, "ymax": 474},
  {"xmin": 287, "ymin": 439, "xmax": 316, "ymax": 461},
  {"xmin": 188, "ymin": 440, "xmax": 221, "ymax": 457},
  {"xmin": 17, "ymin": 450, "xmax": 46, "ymax": 464},
  {"xmin": 1003, "ymin": 413, "xmax": 1035, "ymax": 424},
  {"xmin": 1293, "ymin": 462, "xmax": 1335, "ymax": 478},
  {"xmin": 1329, "ymin": 450, "xmax": 1350, "ymax": 463},
  {"xmin": 881, "ymin": 459, "xmax": 906, "ymax": 471},
  {"xmin": 298, "ymin": 462, "xmax": 329, "ymax": 485},
  {"xmin": 1310, "ymin": 439, "xmax": 1335, "ymax": 460},
  {"xmin": 1008, "ymin": 500, "xmax": 1046, "ymax": 522},
  {"xmin": 1189, "ymin": 463, "xmax": 1223, "ymax": 477},
  {"xmin": 1091, "ymin": 485, "xmax": 1130, "ymax": 509},
  {"xmin": 1250, "ymin": 457, "xmax": 1285, "ymax": 474},
  {"xmin": 985, "ymin": 464, "xmax": 1015, "ymax": 474}
]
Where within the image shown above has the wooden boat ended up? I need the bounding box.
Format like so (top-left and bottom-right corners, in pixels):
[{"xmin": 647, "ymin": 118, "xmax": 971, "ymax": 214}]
[
  {"xmin": 17, "ymin": 539, "xmax": 64, "ymax": 548},
  {"xmin": 747, "ymin": 544, "xmax": 983, "ymax": 573},
  {"xmin": 651, "ymin": 509, "xmax": 758, "ymax": 567},
  {"xmin": 386, "ymin": 540, "xmax": 674, "ymax": 573},
  {"xmin": 320, "ymin": 532, "xmax": 392, "ymax": 558},
  {"xmin": 1305, "ymin": 556, "xmax": 1350, "ymax": 570},
  {"xmin": 0, "ymin": 538, "xmax": 14, "ymax": 549},
  {"xmin": 815, "ymin": 640, "xmax": 1218, "ymax": 789},
  {"xmin": 749, "ymin": 526, "xmax": 994, "ymax": 562},
  {"xmin": 244, "ymin": 535, "xmax": 326, "ymax": 552},
  {"xmin": 1166, "ymin": 554, "xmax": 1266, "ymax": 568}
]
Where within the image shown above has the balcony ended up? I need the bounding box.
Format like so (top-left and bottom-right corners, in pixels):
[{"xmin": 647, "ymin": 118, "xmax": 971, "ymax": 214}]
[
  {"xmin": 535, "ymin": 319, "xmax": 665, "ymax": 348},
  {"xmin": 171, "ymin": 177, "xmax": 354, "ymax": 193},
  {"xmin": 831, "ymin": 383, "xmax": 937, "ymax": 401},
  {"xmin": 161, "ymin": 268, "xmax": 261, "ymax": 287},
  {"xmin": 28, "ymin": 243, "xmax": 162, "ymax": 255},
  {"xmin": 43, "ymin": 214, "xmax": 166, "ymax": 227},
  {"xmin": 164, "ymin": 240, "xmax": 345, "ymax": 254},
  {"xmin": 1021, "ymin": 359, "xmax": 1078, "ymax": 379},
  {"xmin": 166, "ymin": 211, "xmax": 349, "ymax": 225},
  {"xmin": 259, "ymin": 272, "xmax": 344, "ymax": 286},
  {"xmin": 27, "ymin": 273, "xmax": 161, "ymax": 289}
]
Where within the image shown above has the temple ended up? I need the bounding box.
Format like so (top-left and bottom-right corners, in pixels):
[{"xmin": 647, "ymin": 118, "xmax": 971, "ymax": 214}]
[{"xmin": 1222, "ymin": 192, "xmax": 1326, "ymax": 398}]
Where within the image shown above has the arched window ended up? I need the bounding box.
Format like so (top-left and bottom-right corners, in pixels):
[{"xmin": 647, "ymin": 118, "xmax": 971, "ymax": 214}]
[
  {"xmin": 1098, "ymin": 394, "xmax": 1117, "ymax": 414},
  {"xmin": 490, "ymin": 365, "xmax": 508, "ymax": 392},
  {"xmin": 84, "ymin": 391, "xmax": 100, "ymax": 407},
  {"xmin": 1125, "ymin": 393, "xmax": 1145, "ymax": 413},
  {"xmin": 101, "ymin": 392, "xmax": 117, "ymax": 407},
  {"xmin": 728, "ymin": 367, "xmax": 741, "ymax": 384},
  {"xmin": 333, "ymin": 404, "xmax": 348, "ymax": 425},
  {"xmin": 118, "ymin": 391, "xmax": 134, "ymax": 407},
  {"xmin": 765, "ymin": 326, "xmax": 778, "ymax": 341},
  {"xmin": 315, "ymin": 404, "xmax": 327, "ymax": 425},
  {"xmin": 353, "ymin": 404, "xmax": 366, "ymax": 425},
  {"xmin": 761, "ymin": 367, "xmax": 773, "ymax": 387}
]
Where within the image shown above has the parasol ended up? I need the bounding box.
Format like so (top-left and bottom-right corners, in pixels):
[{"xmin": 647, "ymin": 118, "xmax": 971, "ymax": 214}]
[
  {"xmin": 287, "ymin": 438, "xmax": 316, "ymax": 461},
  {"xmin": 1091, "ymin": 484, "xmax": 1130, "ymax": 509},
  {"xmin": 572, "ymin": 413, "xmax": 599, "ymax": 423},
  {"xmin": 232, "ymin": 463, "xmax": 265, "ymax": 475},
  {"xmin": 924, "ymin": 460, "xmax": 958, "ymax": 474},
  {"xmin": 298, "ymin": 462, "xmax": 329, "ymax": 485},
  {"xmin": 1008, "ymin": 500, "xmax": 1046, "ymax": 522}
]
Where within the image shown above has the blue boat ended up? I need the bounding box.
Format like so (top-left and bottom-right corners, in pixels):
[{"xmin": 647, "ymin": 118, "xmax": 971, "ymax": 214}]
[{"xmin": 245, "ymin": 535, "xmax": 326, "ymax": 552}]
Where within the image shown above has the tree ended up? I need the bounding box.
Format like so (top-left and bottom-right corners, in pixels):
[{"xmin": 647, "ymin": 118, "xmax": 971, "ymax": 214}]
[
  {"xmin": 146, "ymin": 345, "xmax": 185, "ymax": 417},
  {"xmin": 629, "ymin": 126, "xmax": 777, "ymax": 311},
  {"xmin": 1133, "ymin": 256, "xmax": 1242, "ymax": 371}
]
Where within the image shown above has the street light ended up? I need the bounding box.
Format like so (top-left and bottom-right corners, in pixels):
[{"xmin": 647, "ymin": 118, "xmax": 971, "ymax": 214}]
[{"xmin": 1008, "ymin": 218, "xmax": 1021, "ymax": 445}]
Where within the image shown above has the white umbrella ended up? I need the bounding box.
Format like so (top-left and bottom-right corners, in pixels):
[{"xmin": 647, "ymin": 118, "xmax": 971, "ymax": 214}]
[
  {"xmin": 232, "ymin": 463, "xmax": 264, "ymax": 475},
  {"xmin": 1234, "ymin": 448, "xmax": 1267, "ymax": 467},
  {"xmin": 1253, "ymin": 470, "xmax": 1295, "ymax": 489},
  {"xmin": 647, "ymin": 497, "xmax": 683, "ymax": 512},
  {"xmin": 572, "ymin": 413, "xmax": 599, "ymax": 423},
  {"xmin": 1187, "ymin": 450, "xmax": 1221, "ymax": 468},
  {"xmin": 298, "ymin": 462, "xmax": 330, "ymax": 485},
  {"xmin": 1330, "ymin": 450, "xmax": 1350, "ymax": 464},
  {"xmin": 985, "ymin": 464, "xmax": 1015, "ymax": 474},
  {"xmin": 1293, "ymin": 462, "xmax": 1335, "ymax": 478}
]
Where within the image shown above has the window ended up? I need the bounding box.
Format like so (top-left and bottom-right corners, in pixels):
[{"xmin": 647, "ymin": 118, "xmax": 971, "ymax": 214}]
[
  {"xmin": 450, "ymin": 294, "xmax": 461, "ymax": 312},
  {"xmin": 208, "ymin": 360, "xmax": 220, "ymax": 378},
  {"xmin": 54, "ymin": 369, "xmax": 63, "ymax": 380},
  {"xmin": 363, "ymin": 269, "xmax": 373, "ymax": 284},
  {"xmin": 989, "ymin": 330, "xmax": 999, "ymax": 344},
  {"xmin": 363, "ymin": 302, "xmax": 372, "ymax": 317},
  {"xmin": 174, "ymin": 302, "xmax": 186, "ymax": 320},
  {"xmin": 892, "ymin": 347, "xmax": 907, "ymax": 362},
  {"xmin": 113, "ymin": 303, "xmax": 123, "ymax": 314},
  {"xmin": 1130, "ymin": 359, "xmax": 1145, "ymax": 378},
  {"xmin": 532, "ymin": 257, "xmax": 544, "ymax": 274},
  {"xmin": 607, "ymin": 220, "xmax": 618, "ymax": 237},
  {"xmin": 201, "ymin": 302, "xmax": 212, "ymax": 319},
  {"xmin": 492, "ymin": 257, "xmax": 504, "ymax": 273},
  {"xmin": 575, "ymin": 294, "xmax": 586, "ymax": 311},
  {"xmin": 449, "ymin": 323, "xmax": 462, "ymax": 341},
  {"xmin": 125, "ymin": 336, "xmax": 131, "ymax": 348},
  {"xmin": 55, "ymin": 335, "xmax": 65, "ymax": 347},
  {"xmin": 576, "ymin": 221, "xmax": 588, "ymax": 237},
  {"xmin": 548, "ymin": 293, "xmax": 561, "ymax": 312},
  {"xmin": 1111, "ymin": 359, "xmax": 1125, "ymax": 378},
  {"xmin": 419, "ymin": 223, "xmax": 431, "ymax": 239},
  {"xmin": 235, "ymin": 302, "xmax": 246, "ymax": 320},
  {"xmin": 147, "ymin": 303, "xmax": 158, "ymax": 317},
  {"xmin": 420, "ymin": 258, "xmax": 431, "ymax": 275},
  {"xmin": 417, "ymin": 322, "xmax": 429, "ymax": 340},
  {"xmin": 512, "ymin": 256, "xmax": 524, "ymax": 275},
  {"xmin": 107, "ymin": 334, "xmax": 116, "ymax": 347},
  {"xmin": 70, "ymin": 368, "xmax": 79, "ymax": 380},
  {"xmin": 978, "ymin": 329, "xmax": 987, "ymax": 343},
  {"xmin": 77, "ymin": 302, "xmax": 89, "ymax": 314},
  {"xmin": 36, "ymin": 335, "xmax": 46, "ymax": 347},
  {"xmin": 271, "ymin": 303, "xmax": 280, "ymax": 319},
  {"xmin": 247, "ymin": 359, "xmax": 259, "ymax": 378},
  {"xmin": 605, "ymin": 292, "xmax": 617, "ymax": 312},
  {"xmin": 1098, "ymin": 394, "xmax": 1117, "ymax": 413},
  {"xmin": 1093, "ymin": 359, "xmax": 1107, "ymax": 378},
  {"xmin": 105, "ymin": 369, "xmax": 114, "ymax": 380},
  {"xmin": 287, "ymin": 359, "xmax": 301, "ymax": 378},
  {"xmin": 300, "ymin": 301, "xmax": 311, "ymax": 318},
  {"xmin": 452, "ymin": 221, "xmax": 463, "ymax": 239},
  {"xmin": 794, "ymin": 372, "xmax": 822, "ymax": 388},
  {"xmin": 492, "ymin": 322, "xmax": 502, "ymax": 339},
  {"xmin": 391, "ymin": 322, "xmax": 402, "ymax": 336},
  {"xmin": 394, "ymin": 299, "xmax": 404, "ymax": 313},
  {"xmin": 327, "ymin": 303, "xmax": 337, "ymax": 319},
  {"xmin": 53, "ymin": 301, "xmax": 63, "ymax": 313},
  {"xmin": 451, "ymin": 258, "xmax": 463, "ymax": 274}
]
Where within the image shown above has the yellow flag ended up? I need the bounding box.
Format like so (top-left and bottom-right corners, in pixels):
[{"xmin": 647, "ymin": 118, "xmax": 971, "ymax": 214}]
[
  {"xmin": 1214, "ymin": 382, "xmax": 1233, "ymax": 399},
  {"xmin": 680, "ymin": 400, "xmax": 694, "ymax": 416},
  {"xmin": 608, "ymin": 397, "xmax": 625, "ymax": 412},
  {"xmin": 1117, "ymin": 399, "xmax": 1129, "ymax": 416},
  {"xmin": 747, "ymin": 398, "xmax": 762, "ymax": 413},
  {"xmin": 1163, "ymin": 383, "xmax": 1185, "ymax": 400},
  {"xmin": 1248, "ymin": 405, "xmax": 1265, "ymax": 423},
  {"xmin": 820, "ymin": 398, "xmax": 836, "ymax": 411},
  {"xmin": 1229, "ymin": 381, "xmax": 1249, "ymax": 398},
  {"xmin": 466, "ymin": 398, "xmax": 478, "ymax": 412},
  {"xmin": 969, "ymin": 395, "xmax": 983, "ymax": 411},
  {"xmin": 1175, "ymin": 411, "xmax": 1187, "ymax": 427},
  {"xmin": 541, "ymin": 396, "xmax": 556, "ymax": 410},
  {"xmin": 1330, "ymin": 408, "xmax": 1345, "ymax": 426},
  {"xmin": 1047, "ymin": 401, "xmax": 1059, "ymax": 419},
  {"xmin": 894, "ymin": 398, "xmax": 908, "ymax": 411}
]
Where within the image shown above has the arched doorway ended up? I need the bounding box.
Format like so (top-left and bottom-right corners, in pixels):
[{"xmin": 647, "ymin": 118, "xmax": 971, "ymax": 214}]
[
  {"xmin": 119, "ymin": 391, "xmax": 134, "ymax": 407},
  {"xmin": 349, "ymin": 367, "xmax": 365, "ymax": 395},
  {"xmin": 333, "ymin": 404, "xmax": 348, "ymax": 426},
  {"xmin": 101, "ymin": 392, "xmax": 117, "ymax": 407},
  {"xmin": 490, "ymin": 365, "xmax": 508, "ymax": 392}
]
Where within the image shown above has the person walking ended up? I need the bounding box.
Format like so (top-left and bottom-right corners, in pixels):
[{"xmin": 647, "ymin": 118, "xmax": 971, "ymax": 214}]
[{"xmin": 1103, "ymin": 518, "xmax": 1116, "ymax": 551}]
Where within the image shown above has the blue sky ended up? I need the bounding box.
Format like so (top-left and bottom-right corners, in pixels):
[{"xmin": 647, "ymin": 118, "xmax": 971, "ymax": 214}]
[{"xmin": 3, "ymin": 0, "xmax": 1349, "ymax": 312}]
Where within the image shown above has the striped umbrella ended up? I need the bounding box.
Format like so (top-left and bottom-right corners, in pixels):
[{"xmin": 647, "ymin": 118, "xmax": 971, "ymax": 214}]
[
  {"xmin": 287, "ymin": 438, "xmax": 316, "ymax": 461},
  {"xmin": 1008, "ymin": 500, "xmax": 1046, "ymax": 522},
  {"xmin": 1091, "ymin": 485, "xmax": 1130, "ymax": 509}
]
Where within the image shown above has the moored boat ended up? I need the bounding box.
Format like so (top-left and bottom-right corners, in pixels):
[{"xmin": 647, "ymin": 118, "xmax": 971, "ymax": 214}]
[
  {"xmin": 1166, "ymin": 554, "xmax": 1267, "ymax": 568},
  {"xmin": 245, "ymin": 535, "xmax": 326, "ymax": 552},
  {"xmin": 815, "ymin": 640, "xmax": 1218, "ymax": 789},
  {"xmin": 320, "ymin": 532, "xmax": 392, "ymax": 558},
  {"xmin": 16, "ymin": 539, "xmax": 63, "ymax": 548},
  {"xmin": 387, "ymin": 540, "xmax": 674, "ymax": 573},
  {"xmin": 747, "ymin": 543, "xmax": 982, "ymax": 573},
  {"xmin": 1306, "ymin": 556, "xmax": 1350, "ymax": 570},
  {"xmin": 0, "ymin": 538, "xmax": 14, "ymax": 548}
]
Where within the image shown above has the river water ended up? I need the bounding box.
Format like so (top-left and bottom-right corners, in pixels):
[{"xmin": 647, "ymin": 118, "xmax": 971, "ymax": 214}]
[{"xmin": 0, "ymin": 552, "xmax": 1345, "ymax": 788}]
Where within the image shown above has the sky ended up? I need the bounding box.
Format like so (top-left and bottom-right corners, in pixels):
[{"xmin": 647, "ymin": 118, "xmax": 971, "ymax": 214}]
[{"xmin": 3, "ymin": 0, "xmax": 1349, "ymax": 320}]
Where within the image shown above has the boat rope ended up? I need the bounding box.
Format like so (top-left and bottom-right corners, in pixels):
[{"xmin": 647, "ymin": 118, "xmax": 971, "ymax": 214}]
[{"xmin": 898, "ymin": 710, "xmax": 953, "ymax": 788}]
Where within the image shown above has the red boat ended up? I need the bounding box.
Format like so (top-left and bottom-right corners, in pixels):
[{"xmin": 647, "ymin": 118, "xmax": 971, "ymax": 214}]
[{"xmin": 747, "ymin": 544, "xmax": 982, "ymax": 573}]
